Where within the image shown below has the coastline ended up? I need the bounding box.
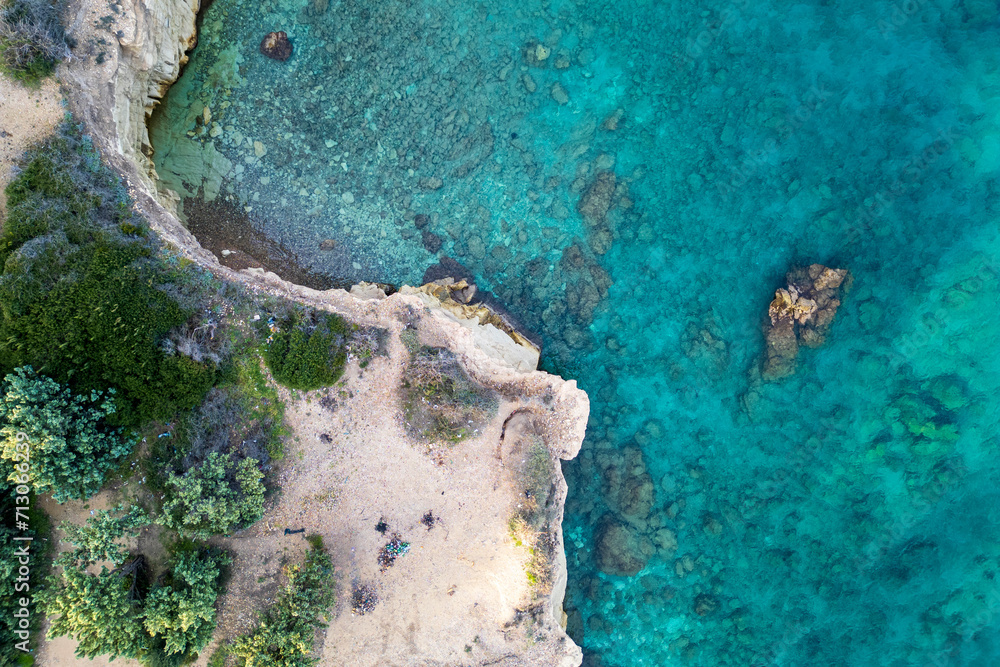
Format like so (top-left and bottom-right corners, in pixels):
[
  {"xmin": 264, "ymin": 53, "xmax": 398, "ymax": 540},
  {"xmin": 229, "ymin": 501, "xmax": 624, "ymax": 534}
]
[{"xmin": 40, "ymin": 0, "xmax": 589, "ymax": 663}]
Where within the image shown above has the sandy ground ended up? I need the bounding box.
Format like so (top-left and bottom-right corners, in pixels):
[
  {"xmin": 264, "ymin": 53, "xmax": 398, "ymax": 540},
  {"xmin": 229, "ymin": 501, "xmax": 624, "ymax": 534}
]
[
  {"xmin": 31, "ymin": 302, "xmax": 582, "ymax": 667},
  {"xmin": 195, "ymin": 310, "xmax": 580, "ymax": 667},
  {"xmin": 0, "ymin": 75, "xmax": 64, "ymax": 215}
]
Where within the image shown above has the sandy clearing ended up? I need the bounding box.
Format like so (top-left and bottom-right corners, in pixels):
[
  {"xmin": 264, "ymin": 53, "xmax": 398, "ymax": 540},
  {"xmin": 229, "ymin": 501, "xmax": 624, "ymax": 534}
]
[{"xmin": 0, "ymin": 74, "xmax": 63, "ymax": 216}]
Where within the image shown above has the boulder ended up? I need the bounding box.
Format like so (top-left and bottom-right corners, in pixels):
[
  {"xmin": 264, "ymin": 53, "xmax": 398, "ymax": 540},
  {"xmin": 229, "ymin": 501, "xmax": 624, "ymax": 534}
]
[
  {"xmin": 595, "ymin": 517, "xmax": 651, "ymax": 576},
  {"xmin": 761, "ymin": 264, "xmax": 851, "ymax": 380},
  {"xmin": 260, "ymin": 32, "xmax": 293, "ymax": 61},
  {"xmin": 601, "ymin": 447, "xmax": 655, "ymax": 526},
  {"xmin": 577, "ymin": 172, "xmax": 616, "ymax": 225}
]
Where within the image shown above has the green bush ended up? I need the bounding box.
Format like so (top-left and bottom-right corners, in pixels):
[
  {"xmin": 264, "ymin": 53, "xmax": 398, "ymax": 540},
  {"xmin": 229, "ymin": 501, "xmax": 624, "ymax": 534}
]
[
  {"xmin": 0, "ymin": 125, "xmax": 215, "ymax": 426},
  {"xmin": 0, "ymin": 0, "xmax": 65, "ymax": 86},
  {"xmin": 263, "ymin": 310, "xmax": 348, "ymax": 391},
  {"xmin": 59, "ymin": 504, "xmax": 148, "ymax": 564},
  {"xmin": 158, "ymin": 451, "xmax": 265, "ymax": 539},
  {"xmin": 41, "ymin": 562, "xmax": 148, "ymax": 660},
  {"xmin": 0, "ymin": 366, "xmax": 135, "ymax": 502},
  {"xmin": 230, "ymin": 543, "xmax": 336, "ymax": 667},
  {"xmin": 41, "ymin": 546, "xmax": 229, "ymax": 665},
  {"xmin": 143, "ymin": 549, "xmax": 229, "ymax": 659},
  {"xmin": 0, "ymin": 491, "xmax": 49, "ymax": 662}
]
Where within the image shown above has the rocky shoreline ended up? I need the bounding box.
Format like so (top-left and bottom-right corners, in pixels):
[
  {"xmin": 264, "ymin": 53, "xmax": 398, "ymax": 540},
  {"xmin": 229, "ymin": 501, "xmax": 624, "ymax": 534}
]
[{"xmin": 54, "ymin": 0, "xmax": 588, "ymax": 664}]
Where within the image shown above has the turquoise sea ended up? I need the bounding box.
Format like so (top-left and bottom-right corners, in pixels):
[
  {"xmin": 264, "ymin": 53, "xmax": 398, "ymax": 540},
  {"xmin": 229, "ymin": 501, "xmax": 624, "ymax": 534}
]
[{"xmin": 150, "ymin": 0, "xmax": 1000, "ymax": 663}]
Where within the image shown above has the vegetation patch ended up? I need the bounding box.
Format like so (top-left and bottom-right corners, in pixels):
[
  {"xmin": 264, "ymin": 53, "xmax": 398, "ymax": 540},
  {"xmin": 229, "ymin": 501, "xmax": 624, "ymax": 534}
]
[
  {"xmin": 0, "ymin": 491, "xmax": 50, "ymax": 662},
  {"xmin": 400, "ymin": 343, "xmax": 497, "ymax": 444},
  {"xmin": 40, "ymin": 507, "xmax": 229, "ymax": 665},
  {"xmin": 0, "ymin": 124, "xmax": 215, "ymax": 427},
  {"xmin": 507, "ymin": 435, "xmax": 557, "ymax": 601},
  {"xmin": 0, "ymin": 366, "xmax": 136, "ymax": 502},
  {"xmin": 262, "ymin": 308, "xmax": 349, "ymax": 391},
  {"xmin": 230, "ymin": 541, "xmax": 336, "ymax": 667},
  {"xmin": 0, "ymin": 0, "xmax": 65, "ymax": 86},
  {"xmin": 158, "ymin": 451, "xmax": 265, "ymax": 539}
]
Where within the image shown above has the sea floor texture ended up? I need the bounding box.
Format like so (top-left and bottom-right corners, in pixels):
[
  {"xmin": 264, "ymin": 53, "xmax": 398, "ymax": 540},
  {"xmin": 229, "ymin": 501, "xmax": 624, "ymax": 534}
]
[{"xmin": 151, "ymin": 0, "xmax": 1000, "ymax": 663}]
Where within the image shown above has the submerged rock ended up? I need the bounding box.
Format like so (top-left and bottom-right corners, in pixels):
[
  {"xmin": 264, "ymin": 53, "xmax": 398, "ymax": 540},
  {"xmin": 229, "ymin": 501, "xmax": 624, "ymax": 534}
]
[
  {"xmin": 601, "ymin": 446, "xmax": 655, "ymax": 527},
  {"xmin": 596, "ymin": 516, "xmax": 652, "ymax": 577},
  {"xmin": 577, "ymin": 172, "xmax": 616, "ymax": 225},
  {"xmin": 260, "ymin": 31, "xmax": 293, "ymax": 61},
  {"xmin": 761, "ymin": 263, "xmax": 851, "ymax": 380}
]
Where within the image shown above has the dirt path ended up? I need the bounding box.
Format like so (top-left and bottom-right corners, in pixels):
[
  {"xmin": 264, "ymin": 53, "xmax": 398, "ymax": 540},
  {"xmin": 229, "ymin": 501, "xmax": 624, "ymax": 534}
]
[{"xmin": 0, "ymin": 75, "xmax": 63, "ymax": 217}]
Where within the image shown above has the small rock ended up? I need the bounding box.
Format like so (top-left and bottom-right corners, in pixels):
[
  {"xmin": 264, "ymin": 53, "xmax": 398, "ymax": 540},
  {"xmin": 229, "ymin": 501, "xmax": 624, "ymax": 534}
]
[
  {"xmin": 595, "ymin": 517, "xmax": 650, "ymax": 576},
  {"xmin": 535, "ymin": 43, "xmax": 551, "ymax": 61},
  {"xmin": 419, "ymin": 177, "xmax": 443, "ymax": 190},
  {"xmin": 341, "ymin": 192, "xmax": 355, "ymax": 204},
  {"xmin": 253, "ymin": 140, "xmax": 266, "ymax": 157},
  {"xmin": 421, "ymin": 230, "xmax": 443, "ymax": 253},
  {"xmin": 202, "ymin": 106, "xmax": 211, "ymax": 125},
  {"xmin": 209, "ymin": 122, "xmax": 222, "ymax": 138},
  {"xmin": 594, "ymin": 153, "xmax": 616, "ymax": 170},
  {"xmin": 413, "ymin": 213, "xmax": 431, "ymax": 229},
  {"xmin": 319, "ymin": 239, "xmax": 337, "ymax": 251},
  {"xmin": 259, "ymin": 31, "xmax": 293, "ymax": 61},
  {"xmin": 522, "ymin": 74, "xmax": 537, "ymax": 93},
  {"xmin": 551, "ymin": 82, "xmax": 569, "ymax": 105},
  {"xmin": 693, "ymin": 593, "xmax": 719, "ymax": 616},
  {"xmin": 602, "ymin": 108, "xmax": 625, "ymax": 131},
  {"xmin": 221, "ymin": 249, "xmax": 232, "ymax": 257}
]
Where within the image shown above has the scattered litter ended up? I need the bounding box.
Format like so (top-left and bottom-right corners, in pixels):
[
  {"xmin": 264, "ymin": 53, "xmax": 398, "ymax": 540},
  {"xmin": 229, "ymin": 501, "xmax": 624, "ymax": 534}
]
[
  {"xmin": 378, "ymin": 534, "xmax": 409, "ymax": 571},
  {"xmin": 351, "ymin": 582, "xmax": 378, "ymax": 614}
]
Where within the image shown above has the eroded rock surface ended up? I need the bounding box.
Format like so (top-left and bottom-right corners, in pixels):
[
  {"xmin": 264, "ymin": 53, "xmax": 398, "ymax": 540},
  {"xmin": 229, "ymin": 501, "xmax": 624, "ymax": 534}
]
[
  {"xmin": 259, "ymin": 31, "xmax": 293, "ymax": 61},
  {"xmin": 762, "ymin": 264, "xmax": 851, "ymax": 380}
]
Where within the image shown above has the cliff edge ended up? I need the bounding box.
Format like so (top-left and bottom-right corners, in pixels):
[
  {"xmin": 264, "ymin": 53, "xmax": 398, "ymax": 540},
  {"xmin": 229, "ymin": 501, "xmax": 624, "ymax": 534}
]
[{"xmin": 48, "ymin": 0, "xmax": 588, "ymax": 665}]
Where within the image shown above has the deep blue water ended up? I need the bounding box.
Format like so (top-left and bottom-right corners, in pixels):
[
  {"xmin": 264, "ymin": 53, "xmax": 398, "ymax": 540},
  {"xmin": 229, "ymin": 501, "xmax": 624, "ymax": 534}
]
[{"xmin": 151, "ymin": 0, "xmax": 1000, "ymax": 663}]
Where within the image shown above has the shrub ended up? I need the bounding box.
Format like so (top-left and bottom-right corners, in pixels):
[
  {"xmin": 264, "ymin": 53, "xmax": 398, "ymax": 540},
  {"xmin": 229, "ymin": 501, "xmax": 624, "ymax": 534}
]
[
  {"xmin": 0, "ymin": 0, "xmax": 65, "ymax": 86},
  {"xmin": 230, "ymin": 542, "xmax": 336, "ymax": 667},
  {"xmin": 0, "ymin": 491, "xmax": 48, "ymax": 662},
  {"xmin": 400, "ymin": 345, "xmax": 497, "ymax": 443},
  {"xmin": 41, "ymin": 561, "xmax": 149, "ymax": 660},
  {"xmin": 0, "ymin": 366, "xmax": 135, "ymax": 502},
  {"xmin": 41, "ymin": 546, "xmax": 229, "ymax": 665},
  {"xmin": 60, "ymin": 504, "xmax": 148, "ymax": 564},
  {"xmin": 263, "ymin": 310, "xmax": 348, "ymax": 391},
  {"xmin": 143, "ymin": 549, "xmax": 229, "ymax": 659},
  {"xmin": 158, "ymin": 451, "xmax": 265, "ymax": 539},
  {"xmin": 0, "ymin": 125, "xmax": 214, "ymax": 426}
]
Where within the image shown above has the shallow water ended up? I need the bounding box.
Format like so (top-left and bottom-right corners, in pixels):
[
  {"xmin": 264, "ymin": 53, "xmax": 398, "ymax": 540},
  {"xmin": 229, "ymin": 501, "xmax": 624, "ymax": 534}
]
[{"xmin": 151, "ymin": 0, "xmax": 1000, "ymax": 663}]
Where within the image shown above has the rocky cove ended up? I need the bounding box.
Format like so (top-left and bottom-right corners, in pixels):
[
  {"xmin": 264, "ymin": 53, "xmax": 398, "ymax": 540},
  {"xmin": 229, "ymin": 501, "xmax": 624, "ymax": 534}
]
[
  {"xmin": 45, "ymin": 0, "xmax": 1000, "ymax": 663},
  {"xmin": 50, "ymin": 0, "xmax": 589, "ymax": 664}
]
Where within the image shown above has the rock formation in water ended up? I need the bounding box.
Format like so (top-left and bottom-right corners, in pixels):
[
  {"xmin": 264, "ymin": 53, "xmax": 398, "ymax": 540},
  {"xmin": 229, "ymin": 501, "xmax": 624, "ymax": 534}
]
[
  {"xmin": 259, "ymin": 31, "xmax": 293, "ymax": 61},
  {"xmin": 762, "ymin": 263, "xmax": 852, "ymax": 380},
  {"xmin": 596, "ymin": 516, "xmax": 653, "ymax": 577}
]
